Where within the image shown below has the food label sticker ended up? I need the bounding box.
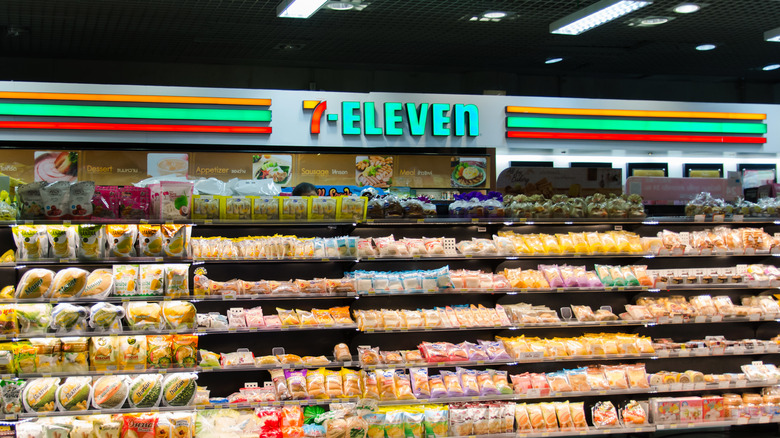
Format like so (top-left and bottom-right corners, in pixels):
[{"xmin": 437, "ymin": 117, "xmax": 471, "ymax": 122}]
[
  {"xmin": 679, "ymin": 349, "xmax": 690, "ymax": 357},
  {"xmin": 711, "ymin": 315, "xmax": 723, "ymax": 323},
  {"xmin": 736, "ymin": 380, "xmax": 747, "ymax": 388},
  {"xmin": 695, "ymin": 316, "xmax": 707, "ymax": 323},
  {"xmin": 718, "ymin": 381, "xmax": 730, "ymax": 389},
  {"xmin": 694, "ymin": 215, "xmax": 705, "ymax": 222},
  {"xmin": 749, "ymin": 314, "xmax": 760, "ymax": 321},
  {"xmin": 672, "ymin": 316, "xmax": 684, "ymax": 324},
  {"xmin": 694, "ymin": 382, "xmax": 706, "ymax": 390},
  {"xmin": 759, "ymin": 417, "xmax": 770, "ymax": 424},
  {"xmin": 526, "ymin": 389, "xmax": 540, "ymax": 397},
  {"xmin": 658, "ymin": 350, "xmax": 670, "ymax": 357},
  {"xmin": 683, "ymin": 383, "xmax": 695, "ymax": 391},
  {"xmin": 223, "ymin": 293, "xmax": 237, "ymax": 301},
  {"xmin": 713, "ymin": 214, "xmax": 725, "ymax": 222},
  {"xmin": 733, "ymin": 215, "xmax": 744, "ymax": 222}
]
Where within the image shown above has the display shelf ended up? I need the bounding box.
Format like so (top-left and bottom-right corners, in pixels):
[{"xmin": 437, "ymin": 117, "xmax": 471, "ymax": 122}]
[
  {"xmin": 654, "ymin": 417, "xmax": 779, "ymax": 430},
  {"xmin": 358, "ymin": 284, "xmax": 777, "ymax": 296},
  {"xmin": 505, "ymin": 347, "xmax": 780, "ymax": 365},
  {"xmin": 0, "ymin": 323, "xmax": 358, "ymax": 340},
  {"xmin": 1, "ymin": 292, "xmax": 357, "ymax": 304},
  {"xmin": 516, "ymin": 426, "xmax": 656, "ymax": 437}
]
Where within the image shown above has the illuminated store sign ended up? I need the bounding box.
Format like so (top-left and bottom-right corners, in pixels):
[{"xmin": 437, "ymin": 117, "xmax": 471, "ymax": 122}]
[{"xmin": 304, "ymin": 100, "xmax": 479, "ymax": 137}]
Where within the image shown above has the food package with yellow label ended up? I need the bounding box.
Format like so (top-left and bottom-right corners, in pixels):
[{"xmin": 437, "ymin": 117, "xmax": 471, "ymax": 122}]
[
  {"xmin": 30, "ymin": 338, "xmax": 60, "ymax": 373},
  {"xmin": 338, "ymin": 196, "xmax": 367, "ymax": 221},
  {"xmin": 192, "ymin": 195, "xmax": 223, "ymax": 220},
  {"xmin": 14, "ymin": 341, "xmax": 37, "ymax": 374},
  {"xmin": 147, "ymin": 335, "xmax": 173, "ymax": 368},
  {"xmin": 49, "ymin": 267, "xmax": 88, "ymax": 298},
  {"xmin": 161, "ymin": 224, "xmax": 190, "ymax": 258},
  {"xmin": 60, "ymin": 337, "xmax": 88, "ymax": 373},
  {"xmin": 125, "ymin": 302, "xmax": 163, "ymax": 331},
  {"xmin": 310, "ymin": 197, "xmax": 339, "ymax": 220},
  {"xmin": 251, "ymin": 196, "xmax": 280, "ymax": 221},
  {"xmin": 47, "ymin": 225, "xmax": 77, "ymax": 260},
  {"xmin": 165, "ymin": 264, "xmax": 190, "ymax": 298},
  {"xmin": 106, "ymin": 224, "xmax": 138, "ymax": 258},
  {"xmin": 137, "ymin": 224, "xmax": 163, "ymax": 257},
  {"xmin": 224, "ymin": 196, "xmax": 252, "ymax": 221},
  {"xmin": 90, "ymin": 336, "xmax": 119, "ymax": 371},
  {"xmin": 12, "ymin": 225, "xmax": 49, "ymax": 260},
  {"xmin": 113, "ymin": 265, "xmax": 139, "ymax": 296},
  {"xmin": 140, "ymin": 265, "xmax": 165, "ymax": 296},
  {"xmin": 16, "ymin": 268, "xmax": 54, "ymax": 299},
  {"xmin": 21, "ymin": 377, "xmax": 60, "ymax": 413},
  {"xmin": 167, "ymin": 412, "xmax": 195, "ymax": 438},
  {"xmin": 0, "ymin": 305, "xmax": 17, "ymax": 335},
  {"xmin": 118, "ymin": 335, "xmax": 148, "ymax": 370},
  {"xmin": 82, "ymin": 269, "xmax": 114, "ymax": 299},
  {"xmin": 0, "ymin": 343, "xmax": 15, "ymax": 374},
  {"xmin": 76, "ymin": 224, "xmax": 105, "ymax": 260},
  {"xmin": 162, "ymin": 301, "xmax": 196, "ymax": 330},
  {"xmin": 172, "ymin": 335, "xmax": 198, "ymax": 368},
  {"xmin": 281, "ymin": 197, "xmax": 310, "ymax": 221}
]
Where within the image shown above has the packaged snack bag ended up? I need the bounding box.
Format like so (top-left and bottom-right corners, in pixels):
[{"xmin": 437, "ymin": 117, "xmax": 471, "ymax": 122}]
[
  {"xmin": 119, "ymin": 186, "xmax": 151, "ymax": 219},
  {"xmin": 13, "ymin": 225, "xmax": 49, "ymax": 260},
  {"xmin": 147, "ymin": 335, "xmax": 173, "ymax": 368},
  {"xmin": 192, "ymin": 195, "xmax": 222, "ymax": 220},
  {"xmin": 252, "ymin": 196, "xmax": 280, "ymax": 221},
  {"xmin": 161, "ymin": 224, "xmax": 189, "ymax": 258},
  {"xmin": 76, "ymin": 224, "xmax": 105, "ymax": 260},
  {"xmin": 125, "ymin": 302, "xmax": 163, "ymax": 330},
  {"xmin": 92, "ymin": 185, "xmax": 121, "ymax": 219},
  {"xmin": 171, "ymin": 335, "xmax": 198, "ymax": 367},
  {"xmin": 90, "ymin": 336, "xmax": 118, "ymax": 371},
  {"xmin": 107, "ymin": 225, "xmax": 137, "ymax": 258},
  {"xmin": 138, "ymin": 224, "xmax": 163, "ymax": 257},
  {"xmin": 47, "ymin": 225, "xmax": 76, "ymax": 259},
  {"xmin": 69, "ymin": 181, "xmax": 95, "ymax": 219},
  {"xmin": 118, "ymin": 335, "xmax": 147, "ymax": 370},
  {"xmin": 41, "ymin": 181, "xmax": 69, "ymax": 219},
  {"xmin": 165, "ymin": 264, "xmax": 190, "ymax": 298},
  {"xmin": 17, "ymin": 182, "xmax": 46, "ymax": 220},
  {"xmin": 140, "ymin": 265, "xmax": 165, "ymax": 296},
  {"xmin": 113, "ymin": 265, "xmax": 139, "ymax": 296}
]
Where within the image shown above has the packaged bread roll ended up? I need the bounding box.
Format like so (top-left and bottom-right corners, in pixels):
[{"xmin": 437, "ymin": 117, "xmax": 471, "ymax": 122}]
[
  {"xmin": 82, "ymin": 269, "xmax": 114, "ymax": 298},
  {"xmin": 50, "ymin": 268, "xmax": 88, "ymax": 298},
  {"xmin": 16, "ymin": 268, "xmax": 54, "ymax": 299}
]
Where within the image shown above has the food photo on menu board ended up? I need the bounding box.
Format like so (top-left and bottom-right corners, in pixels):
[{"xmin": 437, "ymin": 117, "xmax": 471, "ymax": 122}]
[
  {"xmin": 147, "ymin": 153, "xmax": 189, "ymax": 178},
  {"xmin": 356, "ymin": 155, "xmax": 393, "ymax": 188},
  {"xmin": 451, "ymin": 157, "xmax": 487, "ymax": 188},
  {"xmin": 34, "ymin": 151, "xmax": 79, "ymax": 182},
  {"xmin": 252, "ymin": 154, "xmax": 292, "ymax": 186}
]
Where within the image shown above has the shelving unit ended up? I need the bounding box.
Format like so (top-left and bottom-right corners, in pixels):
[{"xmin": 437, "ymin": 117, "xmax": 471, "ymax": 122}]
[{"xmin": 3, "ymin": 217, "xmax": 780, "ymax": 437}]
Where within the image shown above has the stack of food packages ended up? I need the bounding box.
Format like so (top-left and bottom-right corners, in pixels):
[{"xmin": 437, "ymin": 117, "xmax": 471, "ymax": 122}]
[
  {"xmin": 651, "ymin": 227, "xmax": 779, "ymax": 255},
  {"xmin": 190, "ymin": 235, "xmax": 358, "ymax": 260},
  {"xmin": 0, "ymin": 334, "xmax": 199, "ymax": 375},
  {"xmin": 504, "ymin": 265, "xmax": 647, "ymax": 289},
  {"xmin": 193, "ymin": 195, "xmax": 367, "ymax": 221},
  {"xmin": 350, "ymin": 268, "xmax": 510, "ymax": 293},
  {"xmin": 6, "ymin": 371, "xmax": 197, "ymax": 415},
  {"xmin": 197, "ymin": 306, "xmax": 354, "ymax": 329},
  {"xmin": 648, "ymin": 264, "xmax": 780, "ymax": 288},
  {"xmin": 354, "ymin": 305, "xmax": 512, "ymax": 331},
  {"xmin": 17, "ymin": 412, "xmax": 198, "ymax": 438},
  {"xmin": 589, "ymin": 400, "xmax": 649, "ymax": 428},
  {"xmin": 503, "ymin": 194, "xmax": 646, "ymax": 219},
  {"xmin": 625, "ymin": 295, "xmax": 779, "ymax": 320},
  {"xmin": 651, "ymin": 390, "xmax": 780, "ymax": 423},
  {"xmin": 495, "ymin": 231, "xmax": 644, "ymax": 255},
  {"xmin": 498, "ymin": 334, "xmax": 655, "ymax": 358},
  {"xmin": 685, "ymin": 192, "xmax": 780, "ymax": 217},
  {"xmin": 10, "ymin": 264, "xmax": 189, "ymax": 300},
  {"xmin": 194, "ymin": 273, "xmax": 356, "ymax": 296},
  {"xmin": 12, "ymin": 224, "xmax": 191, "ymax": 261},
  {"xmin": 0, "ymin": 299, "xmax": 194, "ymax": 336},
  {"xmin": 366, "ymin": 195, "xmax": 438, "ymax": 219}
]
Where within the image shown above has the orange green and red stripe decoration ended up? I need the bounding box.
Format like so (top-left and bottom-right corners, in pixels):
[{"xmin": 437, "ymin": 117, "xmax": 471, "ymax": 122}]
[
  {"xmin": 0, "ymin": 91, "xmax": 272, "ymax": 134},
  {"xmin": 506, "ymin": 106, "xmax": 767, "ymax": 144}
]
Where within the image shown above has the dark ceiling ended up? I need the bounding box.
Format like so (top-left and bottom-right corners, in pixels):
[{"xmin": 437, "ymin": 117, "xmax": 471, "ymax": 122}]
[{"xmin": 1, "ymin": 0, "xmax": 779, "ymax": 84}]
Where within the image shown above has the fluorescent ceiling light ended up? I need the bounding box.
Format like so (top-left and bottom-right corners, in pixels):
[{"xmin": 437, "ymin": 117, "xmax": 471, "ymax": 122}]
[
  {"xmin": 545, "ymin": 57, "xmax": 564, "ymax": 64},
  {"xmin": 695, "ymin": 43, "xmax": 716, "ymax": 51},
  {"xmin": 763, "ymin": 64, "xmax": 780, "ymax": 71},
  {"xmin": 483, "ymin": 11, "xmax": 507, "ymax": 19},
  {"xmin": 550, "ymin": 0, "xmax": 652, "ymax": 35},
  {"xmin": 673, "ymin": 3, "xmax": 701, "ymax": 13},
  {"xmin": 640, "ymin": 16, "xmax": 669, "ymax": 25},
  {"xmin": 326, "ymin": 1, "xmax": 354, "ymax": 10},
  {"xmin": 277, "ymin": 0, "xmax": 328, "ymax": 18},
  {"xmin": 765, "ymin": 26, "xmax": 780, "ymax": 42}
]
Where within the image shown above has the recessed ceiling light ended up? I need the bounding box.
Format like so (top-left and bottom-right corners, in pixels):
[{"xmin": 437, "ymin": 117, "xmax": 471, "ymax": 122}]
[
  {"xmin": 326, "ymin": 1, "xmax": 354, "ymax": 10},
  {"xmin": 763, "ymin": 64, "xmax": 780, "ymax": 71},
  {"xmin": 483, "ymin": 11, "xmax": 507, "ymax": 19},
  {"xmin": 277, "ymin": 0, "xmax": 328, "ymax": 18},
  {"xmin": 673, "ymin": 3, "xmax": 701, "ymax": 13},
  {"xmin": 696, "ymin": 43, "xmax": 716, "ymax": 51},
  {"xmin": 545, "ymin": 57, "xmax": 564, "ymax": 64},
  {"xmin": 765, "ymin": 26, "xmax": 780, "ymax": 42},
  {"xmin": 640, "ymin": 16, "xmax": 669, "ymax": 25}
]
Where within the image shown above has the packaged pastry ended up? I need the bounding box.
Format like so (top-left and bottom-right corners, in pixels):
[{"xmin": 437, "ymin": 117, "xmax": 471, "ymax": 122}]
[
  {"xmin": 16, "ymin": 268, "xmax": 54, "ymax": 299},
  {"xmin": 555, "ymin": 401, "xmax": 574, "ymax": 430},
  {"xmin": 162, "ymin": 301, "xmax": 196, "ymax": 329},
  {"xmin": 378, "ymin": 369, "xmax": 397, "ymax": 400},
  {"xmin": 252, "ymin": 196, "xmax": 280, "ymax": 221},
  {"xmin": 118, "ymin": 335, "xmax": 147, "ymax": 370},
  {"xmin": 539, "ymin": 402, "xmax": 558, "ymax": 430},
  {"xmin": 113, "ymin": 265, "xmax": 139, "ymax": 296},
  {"xmin": 323, "ymin": 369, "xmax": 343, "ymax": 398},
  {"xmin": 621, "ymin": 400, "xmax": 647, "ymax": 425},
  {"xmin": 333, "ymin": 343, "xmax": 351, "ymax": 362},
  {"xmin": 592, "ymin": 401, "xmax": 619, "ymax": 428},
  {"xmin": 515, "ymin": 404, "xmax": 532, "ymax": 431},
  {"xmin": 165, "ymin": 264, "xmax": 189, "ymax": 298},
  {"xmin": 13, "ymin": 225, "xmax": 49, "ymax": 260},
  {"xmin": 124, "ymin": 302, "xmax": 163, "ymax": 330},
  {"xmin": 341, "ymin": 368, "xmax": 361, "ymax": 397},
  {"xmin": 285, "ymin": 369, "xmax": 309, "ymax": 400},
  {"xmin": 107, "ymin": 224, "xmax": 137, "ymax": 258},
  {"xmin": 570, "ymin": 402, "xmax": 588, "ymax": 429},
  {"xmin": 89, "ymin": 302, "xmax": 125, "ymax": 332},
  {"xmin": 47, "ymin": 225, "xmax": 76, "ymax": 259},
  {"xmin": 525, "ymin": 404, "xmax": 545, "ymax": 430},
  {"xmin": 82, "ymin": 268, "xmax": 114, "ymax": 298}
]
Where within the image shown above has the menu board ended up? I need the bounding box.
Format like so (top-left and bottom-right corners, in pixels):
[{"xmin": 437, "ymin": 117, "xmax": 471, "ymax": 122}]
[
  {"xmin": 80, "ymin": 150, "xmax": 148, "ymax": 186},
  {"xmin": 0, "ymin": 148, "xmax": 494, "ymax": 190}
]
